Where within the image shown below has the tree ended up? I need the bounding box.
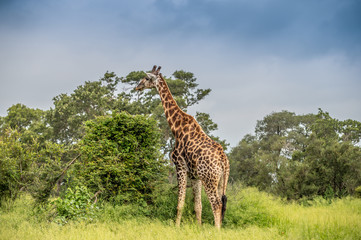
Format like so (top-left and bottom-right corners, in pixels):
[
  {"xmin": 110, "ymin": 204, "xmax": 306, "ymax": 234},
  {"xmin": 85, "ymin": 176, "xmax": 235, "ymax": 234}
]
[
  {"xmin": 300, "ymin": 109, "xmax": 361, "ymax": 197},
  {"xmin": 0, "ymin": 104, "xmax": 75, "ymax": 204},
  {"xmin": 229, "ymin": 109, "xmax": 361, "ymax": 200},
  {"xmin": 255, "ymin": 110, "xmax": 297, "ymax": 138},
  {"xmin": 0, "ymin": 129, "xmax": 37, "ymax": 204},
  {"xmin": 47, "ymin": 72, "xmax": 123, "ymax": 144},
  {"xmin": 0, "ymin": 104, "xmax": 43, "ymax": 131},
  {"xmin": 0, "ymin": 104, "xmax": 49, "ymax": 144},
  {"xmin": 28, "ymin": 140, "xmax": 70, "ymax": 203},
  {"xmin": 172, "ymin": 70, "xmax": 211, "ymax": 107},
  {"xmin": 229, "ymin": 134, "xmax": 272, "ymax": 189}
]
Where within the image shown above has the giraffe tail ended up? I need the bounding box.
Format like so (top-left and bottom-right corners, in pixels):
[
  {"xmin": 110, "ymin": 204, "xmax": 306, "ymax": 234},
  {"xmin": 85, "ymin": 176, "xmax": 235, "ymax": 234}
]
[{"xmin": 221, "ymin": 194, "xmax": 227, "ymax": 222}]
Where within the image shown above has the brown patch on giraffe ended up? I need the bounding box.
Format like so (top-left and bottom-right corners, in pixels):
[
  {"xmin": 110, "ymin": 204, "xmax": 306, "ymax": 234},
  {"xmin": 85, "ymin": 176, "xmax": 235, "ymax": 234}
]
[
  {"xmin": 177, "ymin": 131, "xmax": 184, "ymax": 139},
  {"xmin": 182, "ymin": 134, "xmax": 189, "ymax": 143},
  {"xmin": 174, "ymin": 120, "xmax": 181, "ymax": 129},
  {"xmin": 168, "ymin": 108, "xmax": 175, "ymax": 118}
]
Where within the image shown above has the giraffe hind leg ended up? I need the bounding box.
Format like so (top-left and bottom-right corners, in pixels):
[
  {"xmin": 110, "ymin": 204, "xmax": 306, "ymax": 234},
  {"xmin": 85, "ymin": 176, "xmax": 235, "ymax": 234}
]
[{"xmin": 203, "ymin": 181, "xmax": 222, "ymax": 229}]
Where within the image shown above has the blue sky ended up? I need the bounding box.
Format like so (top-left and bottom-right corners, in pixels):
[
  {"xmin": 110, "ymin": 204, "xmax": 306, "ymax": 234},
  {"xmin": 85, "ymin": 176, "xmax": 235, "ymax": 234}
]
[{"xmin": 1, "ymin": 0, "xmax": 361, "ymax": 146}]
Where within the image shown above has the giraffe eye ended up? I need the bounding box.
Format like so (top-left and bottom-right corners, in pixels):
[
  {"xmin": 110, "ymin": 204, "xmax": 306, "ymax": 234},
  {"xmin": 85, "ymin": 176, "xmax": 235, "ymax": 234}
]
[{"xmin": 145, "ymin": 77, "xmax": 150, "ymax": 81}]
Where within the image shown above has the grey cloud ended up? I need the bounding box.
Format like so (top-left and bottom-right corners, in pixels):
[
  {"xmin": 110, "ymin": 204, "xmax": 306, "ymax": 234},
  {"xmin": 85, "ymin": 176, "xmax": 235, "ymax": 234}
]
[{"xmin": 1, "ymin": 0, "xmax": 361, "ymax": 147}]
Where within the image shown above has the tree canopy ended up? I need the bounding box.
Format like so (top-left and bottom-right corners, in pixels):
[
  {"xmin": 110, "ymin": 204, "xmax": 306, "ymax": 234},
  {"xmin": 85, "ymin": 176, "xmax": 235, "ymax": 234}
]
[{"xmin": 229, "ymin": 109, "xmax": 361, "ymax": 200}]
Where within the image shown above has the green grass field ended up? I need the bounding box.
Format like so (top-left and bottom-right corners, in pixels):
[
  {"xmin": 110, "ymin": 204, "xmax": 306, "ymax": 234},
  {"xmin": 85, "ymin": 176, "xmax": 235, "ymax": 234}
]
[{"xmin": 1, "ymin": 185, "xmax": 360, "ymax": 240}]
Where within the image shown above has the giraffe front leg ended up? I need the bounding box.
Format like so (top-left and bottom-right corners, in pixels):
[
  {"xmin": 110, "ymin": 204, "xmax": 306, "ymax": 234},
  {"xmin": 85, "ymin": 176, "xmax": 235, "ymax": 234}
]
[
  {"xmin": 191, "ymin": 179, "xmax": 202, "ymax": 225},
  {"xmin": 175, "ymin": 170, "xmax": 187, "ymax": 227}
]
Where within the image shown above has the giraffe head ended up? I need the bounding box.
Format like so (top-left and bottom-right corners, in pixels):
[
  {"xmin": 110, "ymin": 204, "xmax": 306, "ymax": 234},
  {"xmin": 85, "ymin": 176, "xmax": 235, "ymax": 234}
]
[{"xmin": 135, "ymin": 65, "xmax": 162, "ymax": 91}]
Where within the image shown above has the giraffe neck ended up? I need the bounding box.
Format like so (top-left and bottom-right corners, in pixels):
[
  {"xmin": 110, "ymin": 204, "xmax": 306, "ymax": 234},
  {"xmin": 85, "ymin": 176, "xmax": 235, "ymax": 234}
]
[{"xmin": 156, "ymin": 77, "xmax": 187, "ymax": 136}]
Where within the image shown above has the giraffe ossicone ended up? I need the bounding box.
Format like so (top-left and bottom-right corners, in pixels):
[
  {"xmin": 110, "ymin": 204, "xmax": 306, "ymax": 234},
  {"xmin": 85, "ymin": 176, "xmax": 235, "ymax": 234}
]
[{"xmin": 136, "ymin": 65, "xmax": 230, "ymax": 228}]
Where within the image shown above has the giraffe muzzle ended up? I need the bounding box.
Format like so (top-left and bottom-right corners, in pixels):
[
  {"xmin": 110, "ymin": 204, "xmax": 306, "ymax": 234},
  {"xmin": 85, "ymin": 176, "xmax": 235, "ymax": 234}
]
[{"xmin": 135, "ymin": 84, "xmax": 144, "ymax": 91}]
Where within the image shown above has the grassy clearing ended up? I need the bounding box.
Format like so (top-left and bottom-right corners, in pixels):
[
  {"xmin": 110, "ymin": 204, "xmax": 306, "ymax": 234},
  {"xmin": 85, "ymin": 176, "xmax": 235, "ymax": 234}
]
[
  {"xmin": 0, "ymin": 218, "xmax": 280, "ymax": 240},
  {"xmin": 281, "ymin": 198, "xmax": 361, "ymax": 239},
  {"xmin": 1, "ymin": 185, "xmax": 360, "ymax": 240}
]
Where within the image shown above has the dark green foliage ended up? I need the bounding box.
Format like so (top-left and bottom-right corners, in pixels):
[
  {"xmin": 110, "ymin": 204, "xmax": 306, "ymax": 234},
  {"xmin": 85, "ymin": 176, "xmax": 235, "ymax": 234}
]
[
  {"xmin": 149, "ymin": 183, "xmax": 178, "ymax": 221},
  {"xmin": 76, "ymin": 112, "xmax": 166, "ymax": 203},
  {"xmin": 27, "ymin": 141, "xmax": 67, "ymax": 204},
  {"xmin": 0, "ymin": 129, "xmax": 37, "ymax": 204},
  {"xmin": 0, "ymin": 127, "xmax": 72, "ymax": 205}
]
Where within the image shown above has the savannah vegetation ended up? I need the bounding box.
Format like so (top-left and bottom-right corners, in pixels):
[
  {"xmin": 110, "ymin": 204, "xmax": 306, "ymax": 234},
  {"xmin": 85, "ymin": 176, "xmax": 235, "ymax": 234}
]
[{"xmin": 1, "ymin": 69, "xmax": 361, "ymax": 239}]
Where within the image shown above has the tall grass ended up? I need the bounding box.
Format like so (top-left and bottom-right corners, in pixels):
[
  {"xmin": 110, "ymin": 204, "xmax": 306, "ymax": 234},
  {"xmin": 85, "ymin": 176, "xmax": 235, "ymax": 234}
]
[{"xmin": 1, "ymin": 184, "xmax": 360, "ymax": 240}]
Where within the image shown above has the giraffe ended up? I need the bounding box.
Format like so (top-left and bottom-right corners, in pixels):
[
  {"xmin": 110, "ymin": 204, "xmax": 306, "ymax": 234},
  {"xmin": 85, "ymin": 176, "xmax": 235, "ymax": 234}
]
[{"xmin": 135, "ymin": 65, "xmax": 230, "ymax": 228}]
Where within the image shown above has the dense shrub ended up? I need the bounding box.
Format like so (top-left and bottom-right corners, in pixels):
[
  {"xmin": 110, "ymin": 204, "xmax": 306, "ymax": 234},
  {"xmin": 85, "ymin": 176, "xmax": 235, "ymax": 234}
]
[
  {"xmin": 0, "ymin": 129, "xmax": 37, "ymax": 205},
  {"xmin": 74, "ymin": 112, "xmax": 166, "ymax": 203}
]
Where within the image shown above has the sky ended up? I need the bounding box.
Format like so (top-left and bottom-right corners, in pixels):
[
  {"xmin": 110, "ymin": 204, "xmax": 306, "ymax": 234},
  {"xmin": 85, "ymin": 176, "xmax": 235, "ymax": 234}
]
[{"xmin": 1, "ymin": 0, "xmax": 361, "ymax": 147}]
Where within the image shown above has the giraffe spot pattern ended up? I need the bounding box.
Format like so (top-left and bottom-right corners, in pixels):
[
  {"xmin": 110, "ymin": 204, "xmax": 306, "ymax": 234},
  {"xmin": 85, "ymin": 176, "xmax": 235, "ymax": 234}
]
[{"xmin": 138, "ymin": 66, "xmax": 229, "ymax": 228}]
